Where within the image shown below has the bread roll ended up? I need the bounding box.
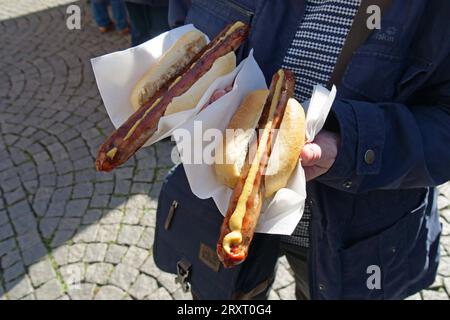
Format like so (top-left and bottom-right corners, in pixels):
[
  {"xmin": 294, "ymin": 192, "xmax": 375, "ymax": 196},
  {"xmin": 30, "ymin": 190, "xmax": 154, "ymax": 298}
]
[
  {"xmin": 214, "ymin": 91, "xmax": 306, "ymax": 197},
  {"xmin": 264, "ymin": 98, "xmax": 305, "ymax": 197},
  {"xmin": 130, "ymin": 30, "xmax": 207, "ymax": 111},
  {"xmin": 214, "ymin": 90, "xmax": 268, "ymax": 188},
  {"xmin": 164, "ymin": 51, "xmax": 236, "ymax": 115}
]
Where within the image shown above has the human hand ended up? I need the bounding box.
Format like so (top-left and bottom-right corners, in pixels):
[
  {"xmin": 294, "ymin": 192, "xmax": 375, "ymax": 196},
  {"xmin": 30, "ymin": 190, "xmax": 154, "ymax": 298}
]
[{"xmin": 301, "ymin": 130, "xmax": 340, "ymax": 181}]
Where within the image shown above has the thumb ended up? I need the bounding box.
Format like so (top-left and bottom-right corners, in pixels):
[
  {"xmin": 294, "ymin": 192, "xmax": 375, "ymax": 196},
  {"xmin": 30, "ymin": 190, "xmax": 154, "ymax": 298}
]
[{"xmin": 301, "ymin": 143, "xmax": 322, "ymax": 166}]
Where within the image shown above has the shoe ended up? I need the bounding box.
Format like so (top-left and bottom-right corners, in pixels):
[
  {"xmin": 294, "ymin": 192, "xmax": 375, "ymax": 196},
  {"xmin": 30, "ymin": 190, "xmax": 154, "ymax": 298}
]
[
  {"xmin": 120, "ymin": 25, "xmax": 130, "ymax": 35},
  {"xmin": 99, "ymin": 22, "xmax": 115, "ymax": 33}
]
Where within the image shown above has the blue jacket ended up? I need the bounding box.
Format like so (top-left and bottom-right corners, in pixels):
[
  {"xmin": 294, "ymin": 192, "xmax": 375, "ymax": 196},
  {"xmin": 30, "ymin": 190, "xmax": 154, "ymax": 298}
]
[{"xmin": 169, "ymin": 0, "xmax": 450, "ymax": 299}]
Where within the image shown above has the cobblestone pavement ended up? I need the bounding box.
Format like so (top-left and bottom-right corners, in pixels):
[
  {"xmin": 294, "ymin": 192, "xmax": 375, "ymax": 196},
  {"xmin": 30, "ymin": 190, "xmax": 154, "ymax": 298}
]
[{"xmin": 1, "ymin": 1, "xmax": 450, "ymax": 300}]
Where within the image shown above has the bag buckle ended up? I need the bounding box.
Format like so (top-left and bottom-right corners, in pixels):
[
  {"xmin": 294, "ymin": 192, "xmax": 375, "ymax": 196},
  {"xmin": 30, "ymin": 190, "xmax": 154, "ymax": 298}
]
[{"xmin": 175, "ymin": 259, "xmax": 191, "ymax": 292}]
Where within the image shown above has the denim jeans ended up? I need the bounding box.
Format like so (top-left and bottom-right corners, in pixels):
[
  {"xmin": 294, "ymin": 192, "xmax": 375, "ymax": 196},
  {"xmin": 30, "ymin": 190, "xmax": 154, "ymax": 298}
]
[
  {"xmin": 125, "ymin": 2, "xmax": 169, "ymax": 46},
  {"xmin": 91, "ymin": 0, "xmax": 128, "ymax": 30}
]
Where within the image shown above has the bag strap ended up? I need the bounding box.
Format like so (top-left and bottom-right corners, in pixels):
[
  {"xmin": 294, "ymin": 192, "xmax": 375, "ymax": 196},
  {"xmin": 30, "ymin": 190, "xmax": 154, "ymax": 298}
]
[{"xmin": 327, "ymin": 0, "xmax": 393, "ymax": 88}]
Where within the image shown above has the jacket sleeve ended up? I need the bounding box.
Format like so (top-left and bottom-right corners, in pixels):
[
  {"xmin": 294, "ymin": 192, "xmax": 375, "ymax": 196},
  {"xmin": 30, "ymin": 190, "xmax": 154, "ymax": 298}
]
[{"xmin": 317, "ymin": 54, "xmax": 450, "ymax": 193}]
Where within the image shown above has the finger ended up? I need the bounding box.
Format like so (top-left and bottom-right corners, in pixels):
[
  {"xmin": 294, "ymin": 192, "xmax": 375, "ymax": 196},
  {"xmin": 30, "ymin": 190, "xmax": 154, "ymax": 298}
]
[{"xmin": 301, "ymin": 143, "xmax": 322, "ymax": 166}]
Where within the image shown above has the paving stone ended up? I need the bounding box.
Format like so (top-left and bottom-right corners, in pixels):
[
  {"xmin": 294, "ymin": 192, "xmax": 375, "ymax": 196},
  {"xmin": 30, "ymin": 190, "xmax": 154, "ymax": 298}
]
[
  {"xmin": 438, "ymin": 195, "xmax": 450, "ymax": 210},
  {"xmin": 108, "ymin": 196, "xmax": 128, "ymax": 210},
  {"xmin": 72, "ymin": 182, "xmax": 94, "ymax": 199},
  {"xmin": 50, "ymin": 229, "xmax": 76, "ymax": 248},
  {"xmin": 3, "ymin": 261, "xmax": 26, "ymax": 282},
  {"xmin": 11, "ymin": 213, "xmax": 37, "ymax": 235},
  {"xmin": 51, "ymin": 187, "xmax": 72, "ymax": 203},
  {"xmin": 82, "ymin": 209, "xmax": 102, "ymax": 224},
  {"xmin": 117, "ymin": 225, "xmax": 144, "ymax": 246},
  {"xmin": 84, "ymin": 243, "xmax": 107, "ymax": 263},
  {"xmin": 109, "ymin": 264, "xmax": 139, "ymax": 291},
  {"xmin": 268, "ymin": 290, "xmax": 281, "ymax": 300},
  {"xmin": 421, "ymin": 289, "xmax": 449, "ymax": 300},
  {"xmin": 95, "ymin": 182, "xmax": 114, "ymax": 195},
  {"xmin": 68, "ymin": 244, "xmax": 87, "ymax": 264},
  {"xmin": 173, "ymin": 287, "xmax": 193, "ymax": 300},
  {"xmin": 114, "ymin": 180, "xmax": 131, "ymax": 195},
  {"xmin": 134, "ymin": 169, "xmax": 154, "ymax": 183},
  {"xmin": 442, "ymin": 209, "xmax": 450, "ymax": 224},
  {"xmin": 113, "ymin": 167, "xmax": 134, "ymax": 180},
  {"xmin": 95, "ymin": 285, "xmax": 126, "ymax": 300},
  {"xmin": 39, "ymin": 174, "xmax": 57, "ymax": 187},
  {"xmin": 157, "ymin": 271, "xmax": 179, "ymax": 294},
  {"xmin": 95, "ymin": 224, "xmax": 119, "ymax": 243},
  {"xmin": 438, "ymin": 256, "xmax": 450, "ymax": 277},
  {"xmin": 429, "ymin": 275, "xmax": 444, "ymax": 289},
  {"xmin": 1, "ymin": 249, "xmax": 21, "ymax": 269},
  {"xmin": 28, "ymin": 259, "xmax": 56, "ymax": 287},
  {"xmin": 122, "ymin": 208, "xmax": 142, "ymax": 225},
  {"xmin": 68, "ymin": 283, "xmax": 96, "ymax": 300},
  {"xmin": 145, "ymin": 287, "xmax": 172, "ymax": 300},
  {"xmin": 22, "ymin": 242, "xmax": 48, "ymax": 266},
  {"xmin": 16, "ymin": 231, "xmax": 40, "ymax": 251},
  {"xmin": 60, "ymin": 263, "xmax": 85, "ymax": 285},
  {"xmin": 444, "ymin": 278, "xmax": 450, "ymax": 296},
  {"xmin": 0, "ymin": 211, "xmax": 8, "ymax": 226},
  {"xmin": 105, "ymin": 244, "xmax": 127, "ymax": 264},
  {"xmin": 140, "ymin": 211, "xmax": 156, "ymax": 228},
  {"xmin": 122, "ymin": 246, "xmax": 149, "ymax": 268},
  {"xmin": 65, "ymin": 199, "xmax": 89, "ymax": 217},
  {"xmin": 52, "ymin": 245, "xmax": 69, "ymax": 266},
  {"xmin": 72, "ymin": 224, "xmax": 99, "ymax": 243},
  {"xmin": 4, "ymin": 187, "xmax": 27, "ymax": 205},
  {"xmin": 137, "ymin": 227, "xmax": 155, "ymax": 250},
  {"xmin": 273, "ymin": 263, "xmax": 295, "ymax": 290},
  {"xmin": 0, "ymin": 238, "xmax": 17, "ymax": 257},
  {"xmin": 278, "ymin": 283, "xmax": 296, "ymax": 300},
  {"xmin": 140, "ymin": 256, "xmax": 161, "ymax": 279},
  {"xmin": 57, "ymin": 173, "xmax": 73, "ymax": 187},
  {"xmin": 58, "ymin": 217, "xmax": 81, "ymax": 230},
  {"xmin": 0, "ymin": 223, "xmax": 14, "ymax": 241},
  {"xmin": 45, "ymin": 200, "xmax": 65, "ymax": 217},
  {"xmin": 100, "ymin": 209, "xmax": 123, "ymax": 224},
  {"xmin": 6, "ymin": 277, "xmax": 33, "ymax": 300},
  {"xmin": 131, "ymin": 183, "xmax": 151, "ymax": 195},
  {"xmin": 405, "ymin": 293, "xmax": 422, "ymax": 300},
  {"xmin": 90, "ymin": 195, "xmax": 110, "ymax": 208},
  {"xmin": 34, "ymin": 279, "xmax": 64, "ymax": 300},
  {"xmin": 441, "ymin": 218, "xmax": 450, "ymax": 237},
  {"xmin": 39, "ymin": 217, "xmax": 60, "ymax": 239},
  {"xmin": 7, "ymin": 200, "xmax": 31, "ymax": 220},
  {"xmin": 85, "ymin": 263, "xmax": 114, "ymax": 285},
  {"xmin": 129, "ymin": 274, "xmax": 158, "ymax": 300},
  {"xmin": 2, "ymin": 176, "xmax": 21, "ymax": 193},
  {"xmin": 149, "ymin": 182, "xmax": 163, "ymax": 197}
]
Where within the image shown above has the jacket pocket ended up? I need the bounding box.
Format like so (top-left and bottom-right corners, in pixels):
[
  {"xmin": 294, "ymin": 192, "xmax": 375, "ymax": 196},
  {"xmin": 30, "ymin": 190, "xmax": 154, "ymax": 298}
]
[
  {"xmin": 339, "ymin": 192, "xmax": 428, "ymax": 299},
  {"xmin": 185, "ymin": 0, "xmax": 254, "ymax": 61},
  {"xmin": 341, "ymin": 51, "xmax": 405, "ymax": 102}
]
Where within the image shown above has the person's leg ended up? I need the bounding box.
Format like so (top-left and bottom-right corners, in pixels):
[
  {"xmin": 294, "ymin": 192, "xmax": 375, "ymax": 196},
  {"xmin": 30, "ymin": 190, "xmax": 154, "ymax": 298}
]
[
  {"xmin": 125, "ymin": 2, "xmax": 150, "ymax": 46},
  {"xmin": 91, "ymin": 0, "xmax": 112, "ymax": 28},
  {"xmin": 281, "ymin": 242, "xmax": 310, "ymax": 300},
  {"xmin": 148, "ymin": 5, "xmax": 170, "ymax": 38},
  {"xmin": 109, "ymin": 0, "xmax": 128, "ymax": 30}
]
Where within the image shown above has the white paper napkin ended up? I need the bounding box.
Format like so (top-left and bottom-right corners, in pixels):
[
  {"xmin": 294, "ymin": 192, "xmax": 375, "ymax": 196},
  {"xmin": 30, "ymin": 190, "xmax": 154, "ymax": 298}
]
[{"xmin": 176, "ymin": 80, "xmax": 336, "ymax": 235}]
